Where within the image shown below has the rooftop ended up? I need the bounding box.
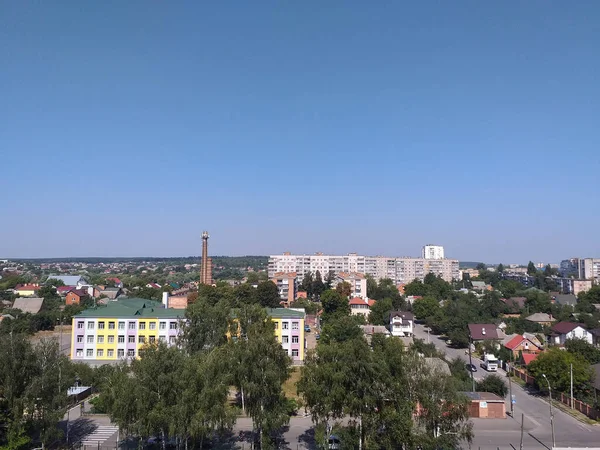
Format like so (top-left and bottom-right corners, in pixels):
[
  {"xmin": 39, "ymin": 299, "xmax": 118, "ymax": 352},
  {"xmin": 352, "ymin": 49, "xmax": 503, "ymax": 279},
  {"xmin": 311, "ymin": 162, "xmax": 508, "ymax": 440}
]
[
  {"xmin": 265, "ymin": 308, "xmax": 305, "ymax": 319},
  {"xmin": 74, "ymin": 298, "xmax": 184, "ymax": 319},
  {"xmin": 12, "ymin": 297, "xmax": 44, "ymax": 314},
  {"xmin": 468, "ymin": 323, "xmax": 500, "ymax": 340},
  {"xmin": 462, "ymin": 392, "xmax": 505, "ymax": 402},
  {"xmin": 525, "ymin": 312, "xmax": 554, "ymax": 323},
  {"xmin": 551, "ymin": 321, "xmax": 584, "ymax": 334}
]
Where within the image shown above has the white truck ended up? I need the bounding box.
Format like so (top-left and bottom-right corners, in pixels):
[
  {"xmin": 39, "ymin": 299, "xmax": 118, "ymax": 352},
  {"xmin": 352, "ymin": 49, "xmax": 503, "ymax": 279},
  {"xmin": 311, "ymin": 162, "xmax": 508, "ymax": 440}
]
[{"xmin": 481, "ymin": 353, "xmax": 498, "ymax": 372}]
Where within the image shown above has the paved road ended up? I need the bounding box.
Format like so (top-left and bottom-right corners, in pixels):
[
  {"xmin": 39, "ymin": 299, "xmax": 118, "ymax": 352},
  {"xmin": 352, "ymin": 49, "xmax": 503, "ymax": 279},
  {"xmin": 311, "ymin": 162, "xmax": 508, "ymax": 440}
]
[{"xmin": 413, "ymin": 322, "xmax": 600, "ymax": 448}]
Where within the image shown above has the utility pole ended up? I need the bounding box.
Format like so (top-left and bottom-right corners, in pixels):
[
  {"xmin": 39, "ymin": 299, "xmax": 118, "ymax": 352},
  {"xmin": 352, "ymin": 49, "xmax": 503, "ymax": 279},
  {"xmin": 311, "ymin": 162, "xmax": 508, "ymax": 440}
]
[
  {"xmin": 467, "ymin": 334, "xmax": 475, "ymax": 392},
  {"xmin": 542, "ymin": 374, "xmax": 556, "ymax": 449},
  {"xmin": 519, "ymin": 413, "xmax": 524, "ymax": 450},
  {"xmin": 507, "ymin": 360, "xmax": 514, "ymax": 415}
]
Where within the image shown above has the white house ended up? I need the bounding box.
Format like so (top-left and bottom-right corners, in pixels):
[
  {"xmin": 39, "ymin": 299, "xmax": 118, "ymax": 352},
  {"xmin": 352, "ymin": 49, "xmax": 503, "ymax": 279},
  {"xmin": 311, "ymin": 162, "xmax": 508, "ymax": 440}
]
[
  {"xmin": 550, "ymin": 322, "xmax": 592, "ymax": 346},
  {"xmin": 349, "ymin": 297, "xmax": 375, "ymax": 317},
  {"xmin": 389, "ymin": 311, "xmax": 414, "ymax": 337}
]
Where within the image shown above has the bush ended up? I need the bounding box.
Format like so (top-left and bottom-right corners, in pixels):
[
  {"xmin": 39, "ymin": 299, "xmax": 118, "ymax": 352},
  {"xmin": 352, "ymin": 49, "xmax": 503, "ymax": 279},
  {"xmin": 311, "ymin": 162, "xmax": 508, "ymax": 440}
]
[{"xmin": 476, "ymin": 374, "xmax": 508, "ymax": 398}]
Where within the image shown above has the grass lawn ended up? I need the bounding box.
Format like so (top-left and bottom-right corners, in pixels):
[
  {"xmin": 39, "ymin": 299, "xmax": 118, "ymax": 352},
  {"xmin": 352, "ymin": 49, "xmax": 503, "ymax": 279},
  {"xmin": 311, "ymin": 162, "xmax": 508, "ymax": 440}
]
[{"xmin": 283, "ymin": 367, "xmax": 302, "ymax": 400}]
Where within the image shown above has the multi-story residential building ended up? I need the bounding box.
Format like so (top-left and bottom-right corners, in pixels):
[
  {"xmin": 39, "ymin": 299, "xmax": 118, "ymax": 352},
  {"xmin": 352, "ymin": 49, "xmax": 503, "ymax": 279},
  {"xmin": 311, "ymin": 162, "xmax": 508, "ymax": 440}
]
[
  {"xmin": 461, "ymin": 268, "xmax": 480, "ymax": 279},
  {"xmin": 422, "ymin": 245, "xmax": 444, "ymax": 260},
  {"xmin": 268, "ymin": 308, "xmax": 306, "ymax": 362},
  {"xmin": 331, "ymin": 272, "xmax": 367, "ymax": 298},
  {"xmin": 70, "ymin": 298, "xmax": 184, "ymax": 365},
  {"xmin": 579, "ymin": 258, "xmax": 600, "ymax": 283},
  {"xmin": 269, "ymin": 272, "xmax": 297, "ymax": 304},
  {"xmin": 573, "ymin": 279, "xmax": 593, "ymax": 296},
  {"xmin": 559, "ymin": 258, "xmax": 580, "ymax": 277},
  {"xmin": 268, "ymin": 250, "xmax": 459, "ymax": 284}
]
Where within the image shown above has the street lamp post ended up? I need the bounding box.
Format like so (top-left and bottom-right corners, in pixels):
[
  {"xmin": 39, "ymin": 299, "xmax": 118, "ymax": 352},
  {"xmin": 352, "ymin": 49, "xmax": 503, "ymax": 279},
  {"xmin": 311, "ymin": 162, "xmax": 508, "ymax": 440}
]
[
  {"xmin": 467, "ymin": 334, "xmax": 475, "ymax": 392},
  {"xmin": 542, "ymin": 374, "xmax": 556, "ymax": 449}
]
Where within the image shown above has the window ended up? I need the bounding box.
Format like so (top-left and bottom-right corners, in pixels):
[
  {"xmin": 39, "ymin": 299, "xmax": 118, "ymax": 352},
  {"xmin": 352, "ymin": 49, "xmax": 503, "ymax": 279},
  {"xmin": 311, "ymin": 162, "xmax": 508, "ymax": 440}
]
[
  {"xmin": 292, "ymin": 349, "xmax": 299, "ymax": 357},
  {"xmin": 127, "ymin": 350, "xmax": 135, "ymax": 357},
  {"xmin": 108, "ymin": 335, "xmax": 114, "ymax": 344},
  {"xmin": 86, "ymin": 349, "xmax": 93, "ymax": 357},
  {"xmin": 77, "ymin": 335, "xmax": 83, "ymax": 343},
  {"xmin": 87, "ymin": 322, "xmax": 95, "ymax": 330},
  {"xmin": 76, "ymin": 349, "xmax": 83, "ymax": 357},
  {"xmin": 98, "ymin": 321, "xmax": 105, "ymax": 330},
  {"xmin": 77, "ymin": 321, "xmax": 84, "ymax": 329},
  {"xmin": 274, "ymin": 322, "xmax": 279, "ymax": 330},
  {"xmin": 117, "ymin": 349, "xmax": 124, "ymax": 358},
  {"xmin": 129, "ymin": 322, "xmax": 136, "ymax": 330},
  {"xmin": 149, "ymin": 336, "xmax": 156, "ymax": 343},
  {"xmin": 282, "ymin": 336, "xmax": 289, "ymax": 344},
  {"xmin": 292, "ymin": 321, "xmax": 299, "ymax": 330},
  {"xmin": 292, "ymin": 336, "xmax": 299, "ymax": 344},
  {"xmin": 159, "ymin": 336, "xmax": 166, "ymax": 343},
  {"xmin": 169, "ymin": 322, "xmax": 177, "ymax": 330},
  {"xmin": 97, "ymin": 335, "xmax": 104, "ymax": 344},
  {"xmin": 128, "ymin": 336, "xmax": 135, "ymax": 343},
  {"xmin": 139, "ymin": 322, "xmax": 146, "ymax": 330},
  {"xmin": 282, "ymin": 322, "xmax": 289, "ymax": 330},
  {"xmin": 118, "ymin": 321, "xmax": 125, "ymax": 330},
  {"xmin": 97, "ymin": 349, "xmax": 104, "ymax": 357},
  {"xmin": 107, "ymin": 349, "xmax": 114, "ymax": 357},
  {"xmin": 118, "ymin": 335, "xmax": 125, "ymax": 343},
  {"xmin": 169, "ymin": 336, "xmax": 176, "ymax": 344},
  {"xmin": 138, "ymin": 336, "xmax": 146, "ymax": 344},
  {"xmin": 159, "ymin": 322, "xmax": 166, "ymax": 330},
  {"xmin": 87, "ymin": 336, "xmax": 94, "ymax": 344},
  {"xmin": 149, "ymin": 322, "xmax": 156, "ymax": 330},
  {"xmin": 108, "ymin": 321, "xmax": 115, "ymax": 329}
]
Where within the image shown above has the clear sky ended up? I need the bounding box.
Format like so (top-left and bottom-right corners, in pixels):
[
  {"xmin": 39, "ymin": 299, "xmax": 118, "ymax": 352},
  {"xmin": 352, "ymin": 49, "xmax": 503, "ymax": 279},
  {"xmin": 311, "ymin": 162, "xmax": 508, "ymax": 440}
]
[{"xmin": 1, "ymin": 2, "xmax": 599, "ymax": 263}]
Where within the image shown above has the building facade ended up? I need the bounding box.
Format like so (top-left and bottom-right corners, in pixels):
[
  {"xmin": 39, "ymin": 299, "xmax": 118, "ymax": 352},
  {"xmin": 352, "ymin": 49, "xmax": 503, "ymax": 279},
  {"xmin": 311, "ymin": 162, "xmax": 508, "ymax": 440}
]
[
  {"xmin": 579, "ymin": 258, "xmax": 600, "ymax": 283},
  {"xmin": 268, "ymin": 251, "xmax": 459, "ymax": 284},
  {"xmin": 268, "ymin": 308, "xmax": 305, "ymax": 362},
  {"xmin": 270, "ymin": 272, "xmax": 297, "ymax": 304},
  {"xmin": 331, "ymin": 272, "xmax": 368, "ymax": 298},
  {"xmin": 70, "ymin": 298, "xmax": 184, "ymax": 364},
  {"xmin": 422, "ymin": 245, "xmax": 445, "ymax": 260}
]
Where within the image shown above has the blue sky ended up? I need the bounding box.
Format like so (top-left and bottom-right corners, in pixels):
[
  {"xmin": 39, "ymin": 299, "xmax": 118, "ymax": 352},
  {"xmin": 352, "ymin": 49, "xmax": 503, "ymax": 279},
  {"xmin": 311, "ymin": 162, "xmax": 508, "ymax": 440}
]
[{"xmin": 1, "ymin": 2, "xmax": 599, "ymax": 263}]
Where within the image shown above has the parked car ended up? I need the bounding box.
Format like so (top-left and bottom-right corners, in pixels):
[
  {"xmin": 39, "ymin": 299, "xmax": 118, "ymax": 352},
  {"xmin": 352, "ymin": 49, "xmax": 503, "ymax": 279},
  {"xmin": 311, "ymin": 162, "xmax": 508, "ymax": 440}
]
[
  {"xmin": 465, "ymin": 363, "xmax": 477, "ymax": 372},
  {"xmin": 304, "ymin": 325, "xmax": 311, "ymax": 332},
  {"xmin": 315, "ymin": 333, "xmax": 320, "ymax": 340}
]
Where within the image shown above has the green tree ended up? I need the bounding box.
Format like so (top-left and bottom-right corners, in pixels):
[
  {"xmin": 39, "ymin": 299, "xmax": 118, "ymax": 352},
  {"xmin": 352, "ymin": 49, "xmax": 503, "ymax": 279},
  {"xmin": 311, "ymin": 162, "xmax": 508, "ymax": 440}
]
[
  {"xmin": 528, "ymin": 347, "xmax": 593, "ymax": 397},
  {"xmin": 246, "ymin": 272, "xmax": 260, "ymax": 284},
  {"xmin": 565, "ymin": 338, "xmax": 600, "ymax": 365},
  {"xmin": 300, "ymin": 272, "xmax": 313, "ymax": 297},
  {"xmin": 312, "ymin": 271, "xmax": 325, "ymax": 298},
  {"xmin": 320, "ymin": 290, "xmax": 350, "ymax": 322},
  {"xmin": 319, "ymin": 314, "xmax": 363, "ymax": 344},
  {"xmin": 404, "ymin": 279, "xmax": 428, "ymax": 297},
  {"xmin": 256, "ymin": 281, "xmax": 281, "ymax": 308},
  {"xmin": 476, "ymin": 263, "xmax": 487, "ymax": 271},
  {"xmin": 412, "ymin": 296, "xmax": 440, "ymax": 320},
  {"xmin": 527, "ymin": 261, "xmax": 537, "ymax": 276},
  {"xmin": 45, "ymin": 278, "xmax": 65, "ymax": 287},
  {"xmin": 368, "ymin": 297, "xmax": 393, "ymax": 326},
  {"xmin": 497, "ymin": 263, "xmax": 505, "ymax": 273},
  {"xmin": 476, "ymin": 374, "xmax": 508, "ymax": 398},
  {"xmin": 228, "ymin": 314, "xmax": 291, "ymax": 449},
  {"xmin": 335, "ymin": 281, "xmax": 352, "ymax": 298},
  {"xmin": 181, "ymin": 299, "xmax": 229, "ymax": 354}
]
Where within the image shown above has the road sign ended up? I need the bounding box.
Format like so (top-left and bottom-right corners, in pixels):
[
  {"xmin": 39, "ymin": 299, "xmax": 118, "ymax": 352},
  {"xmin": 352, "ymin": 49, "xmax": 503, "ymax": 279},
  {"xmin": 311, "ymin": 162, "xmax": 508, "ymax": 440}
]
[{"xmin": 512, "ymin": 395, "xmax": 516, "ymax": 404}]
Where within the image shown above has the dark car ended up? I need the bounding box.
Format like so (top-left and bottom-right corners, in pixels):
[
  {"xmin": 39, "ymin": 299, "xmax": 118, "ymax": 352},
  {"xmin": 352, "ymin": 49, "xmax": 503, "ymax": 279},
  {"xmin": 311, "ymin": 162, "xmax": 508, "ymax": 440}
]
[{"xmin": 466, "ymin": 363, "xmax": 477, "ymax": 372}]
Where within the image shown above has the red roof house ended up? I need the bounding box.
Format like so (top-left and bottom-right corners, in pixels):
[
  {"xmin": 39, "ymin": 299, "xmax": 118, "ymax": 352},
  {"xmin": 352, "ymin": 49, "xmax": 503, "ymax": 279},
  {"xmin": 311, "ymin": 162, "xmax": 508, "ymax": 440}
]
[
  {"xmin": 521, "ymin": 353, "xmax": 538, "ymax": 366},
  {"xmin": 504, "ymin": 334, "xmax": 542, "ymax": 357}
]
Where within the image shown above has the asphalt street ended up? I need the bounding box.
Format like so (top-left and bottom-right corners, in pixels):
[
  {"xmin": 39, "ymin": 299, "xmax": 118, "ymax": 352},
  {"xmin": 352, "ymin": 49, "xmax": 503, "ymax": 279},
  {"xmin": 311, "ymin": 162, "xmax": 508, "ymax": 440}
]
[{"xmin": 413, "ymin": 322, "xmax": 600, "ymax": 448}]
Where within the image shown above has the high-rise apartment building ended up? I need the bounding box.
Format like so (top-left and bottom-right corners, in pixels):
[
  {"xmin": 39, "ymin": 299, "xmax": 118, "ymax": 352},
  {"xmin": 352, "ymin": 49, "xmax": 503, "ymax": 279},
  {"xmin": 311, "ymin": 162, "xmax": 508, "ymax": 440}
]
[
  {"xmin": 579, "ymin": 258, "xmax": 600, "ymax": 283},
  {"xmin": 422, "ymin": 245, "xmax": 445, "ymax": 260},
  {"xmin": 268, "ymin": 250, "xmax": 459, "ymax": 284}
]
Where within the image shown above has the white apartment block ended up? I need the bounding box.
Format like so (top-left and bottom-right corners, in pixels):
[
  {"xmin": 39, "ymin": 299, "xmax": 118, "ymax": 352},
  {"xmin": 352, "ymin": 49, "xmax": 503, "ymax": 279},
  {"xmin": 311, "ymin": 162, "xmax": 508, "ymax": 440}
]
[
  {"xmin": 579, "ymin": 258, "xmax": 600, "ymax": 283},
  {"xmin": 268, "ymin": 251, "xmax": 459, "ymax": 284},
  {"xmin": 422, "ymin": 245, "xmax": 445, "ymax": 260}
]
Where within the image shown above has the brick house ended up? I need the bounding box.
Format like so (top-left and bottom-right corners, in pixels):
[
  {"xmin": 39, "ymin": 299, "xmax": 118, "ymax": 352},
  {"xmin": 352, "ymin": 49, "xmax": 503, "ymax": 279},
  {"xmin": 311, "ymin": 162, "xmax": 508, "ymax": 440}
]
[
  {"xmin": 463, "ymin": 392, "xmax": 506, "ymax": 419},
  {"xmin": 503, "ymin": 334, "xmax": 543, "ymax": 358},
  {"xmin": 65, "ymin": 289, "xmax": 89, "ymax": 306}
]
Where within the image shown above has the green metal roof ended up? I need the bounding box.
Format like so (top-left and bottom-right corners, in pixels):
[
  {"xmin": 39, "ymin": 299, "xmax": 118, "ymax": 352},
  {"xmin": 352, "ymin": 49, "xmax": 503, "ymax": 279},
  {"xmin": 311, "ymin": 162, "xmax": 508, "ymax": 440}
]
[
  {"xmin": 74, "ymin": 298, "xmax": 184, "ymax": 319},
  {"xmin": 265, "ymin": 308, "xmax": 305, "ymax": 319}
]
